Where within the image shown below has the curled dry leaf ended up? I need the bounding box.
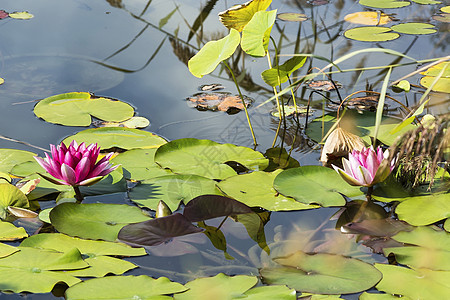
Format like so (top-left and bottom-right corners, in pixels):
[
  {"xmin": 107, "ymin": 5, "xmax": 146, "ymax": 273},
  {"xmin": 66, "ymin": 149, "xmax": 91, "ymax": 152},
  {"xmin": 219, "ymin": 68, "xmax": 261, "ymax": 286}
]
[
  {"xmin": 320, "ymin": 127, "xmax": 365, "ymax": 165},
  {"xmin": 7, "ymin": 206, "xmax": 38, "ymax": 218},
  {"xmin": 187, "ymin": 92, "xmax": 253, "ymax": 114}
]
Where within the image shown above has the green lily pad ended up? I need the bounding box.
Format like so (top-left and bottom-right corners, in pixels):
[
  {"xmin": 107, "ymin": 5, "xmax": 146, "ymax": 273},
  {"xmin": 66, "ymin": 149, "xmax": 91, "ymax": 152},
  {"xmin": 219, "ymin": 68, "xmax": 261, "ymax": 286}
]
[
  {"xmin": 154, "ymin": 138, "xmax": 268, "ymax": 180},
  {"xmin": 384, "ymin": 226, "xmax": 450, "ymax": 271},
  {"xmin": 243, "ymin": 285, "xmax": 296, "ymax": 299},
  {"xmin": 65, "ymin": 275, "xmax": 187, "ymax": 300},
  {"xmin": 0, "ymin": 149, "xmax": 37, "ymax": 173},
  {"xmin": 374, "ymin": 263, "xmax": 450, "ymax": 299},
  {"xmin": 359, "ymin": 292, "xmax": 407, "ymax": 299},
  {"xmin": 273, "ymin": 166, "xmax": 363, "ymax": 207},
  {"xmin": 261, "ymin": 251, "xmax": 382, "ymax": 294},
  {"xmin": 63, "ymin": 127, "xmax": 167, "ymax": 151},
  {"xmin": 60, "ymin": 255, "xmax": 138, "ymax": 278},
  {"xmin": 174, "ymin": 273, "xmax": 258, "ymax": 300},
  {"xmin": 0, "ymin": 183, "xmax": 29, "ymax": 219},
  {"xmin": 344, "ymin": 26, "xmax": 399, "ymax": 42},
  {"xmin": 0, "ymin": 243, "xmax": 19, "ymax": 258},
  {"xmin": 10, "ymin": 160, "xmax": 43, "ymax": 177},
  {"xmin": 49, "ymin": 203, "xmax": 152, "ymax": 241},
  {"xmin": 0, "ymin": 221, "xmax": 28, "ymax": 241},
  {"xmin": 219, "ymin": 0, "xmax": 272, "ymax": 32},
  {"xmin": 391, "ymin": 23, "xmax": 437, "ymax": 35},
  {"xmin": 188, "ymin": 29, "xmax": 240, "ymax": 78},
  {"xmin": 306, "ymin": 110, "xmax": 416, "ymax": 146},
  {"xmin": 411, "ymin": 0, "xmax": 441, "ymax": 4},
  {"xmin": 111, "ymin": 148, "xmax": 171, "ymax": 181},
  {"xmin": 277, "ymin": 12, "xmax": 308, "ymax": 22},
  {"xmin": 129, "ymin": 174, "xmax": 222, "ymax": 212},
  {"xmin": 0, "ymin": 247, "xmax": 86, "ymax": 293},
  {"xmin": 261, "ymin": 56, "xmax": 307, "ymax": 87},
  {"xmin": 241, "ymin": 10, "xmax": 277, "ymax": 57},
  {"xmin": 445, "ymin": 218, "xmax": 450, "ymax": 232},
  {"xmin": 218, "ymin": 170, "xmax": 319, "ymax": 211},
  {"xmin": 359, "ymin": 0, "xmax": 410, "ymax": 8},
  {"xmin": 34, "ymin": 92, "xmax": 134, "ymax": 126},
  {"xmin": 394, "ymin": 192, "xmax": 450, "ymax": 226}
]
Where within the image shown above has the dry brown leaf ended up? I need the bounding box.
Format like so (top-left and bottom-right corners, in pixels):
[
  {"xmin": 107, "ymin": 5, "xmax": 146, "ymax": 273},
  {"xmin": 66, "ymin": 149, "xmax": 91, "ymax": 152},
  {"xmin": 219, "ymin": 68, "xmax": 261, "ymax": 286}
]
[{"xmin": 320, "ymin": 127, "xmax": 365, "ymax": 165}]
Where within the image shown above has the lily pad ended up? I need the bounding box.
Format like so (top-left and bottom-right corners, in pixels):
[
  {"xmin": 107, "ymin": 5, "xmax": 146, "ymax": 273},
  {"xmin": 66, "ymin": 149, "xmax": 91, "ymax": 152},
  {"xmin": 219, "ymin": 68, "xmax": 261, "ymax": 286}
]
[
  {"xmin": 420, "ymin": 77, "xmax": 450, "ymax": 93},
  {"xmin": 344, "ymin": 27, "xmax": 399, "ymax": 42},
  {"xmin": 433, "ymin": 13, "xmax": 450, "ymax": 23},
  {"xmin": 0, "ymin": 149, "xmax": 37, "ymax": 173},
  {"xmin": 411, "ymin": 0, "xmax": 441, "ymax": 4},
  {"xmin": 129, "ymin": 174, "xmax": 222, "ymax": 212},
  {"xmin": 110, "ymin": 148, "xmax": 171, "ymax": 181},
  {"xmin": 374, "ymin": 263, "xmax": 450, "ymax": 299},
  {"xmin": 241, "ymin": 10, "xmax": 277, "ymax": 57},
  {"xmin": 0, "ymin": 221, "xmax": 28, "ymax": 241},
  {"xmin": 219, "ymin": 0, "xmax": 272, "ymax": 32},
  {"xmin": 188, "ymin": 29, "xmax": 240, "ymax": 78},
  {"xmin": 118, "ymin": 213, "xmax": 204, "ymax": 247},
  {"xmin": 63, "ymin": 127, "xmax": 167, "ymax": 150},
  {"xmin": 391, "ymin": 23, "xmax": 437, "ymax": 35},
  {"xmin": 261, "ymin": 56, "xmax": 307, "ymax": 87},
  {"xmin": 8, "ymin": 11, "xmax": 34, "ymax": 19},
  {"xmin": 384, "ymin": 226, "xmax": 450, "ymax": 271},
  {"xmin": 154, "ymin": 138, "xmax": 268, "ymax": 180},
  {"xmin": 49, "ymin": 203, "xmax": 152, "ymax": 241},
  {"xmin": 0, "ymin": 243, "xmax": 19, "ymax": 258},
  {"xmin": 273, "ymin": 166, "xmax": 363, "ymax": 207},
  {"xmin": 65, "ymin": 275, "xmax": 187, "ymax": 300},
  {"xmin": 34, "ymin": 92, "xmax": 134, "ymax": 126},
  {"xmin": 0, "ymin": 247, "xmax": 86, "ymax": 293},
  {"xmin": 243, "ymin": 285, "xmax": 296, "ymax": 299},
  {"xmin": 359, "ymin": 0, "xmax": 410, "ymax": 9},
  {"xmin": 174, "ymin": 273, "xmax": 258, "ymax": 300},
  {"xmin": 0, "ymin": 183, "xmax": 29, "ymax": 219},
  {"xmin": 95, "ymin": 116, "xmax": 150, "ymax": 129},
  {"xmin": 218, "ymin": 170, "xmax": 319, "ymax": 211},
  {"xmin": 261, "ymin": 251, "xmax": 382, "ymax": 294},
  {"xmin": 277, "ymin": 12, "xmax": 308, "ymax": 22},
  {"xmin": 344, "ymin": 12, "xmax": 393, "ymax": 25}
]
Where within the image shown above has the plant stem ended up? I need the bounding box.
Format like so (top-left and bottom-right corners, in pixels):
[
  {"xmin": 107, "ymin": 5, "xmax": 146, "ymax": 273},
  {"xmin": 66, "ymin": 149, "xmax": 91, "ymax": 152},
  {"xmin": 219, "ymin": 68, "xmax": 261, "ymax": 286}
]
[
  {"xmin": 366, "ymin": 186, "xmax": 373, "ymax": 201},
  {"xmin": 224, "ymin": 61, "xmax": 257, "ymax": 146},
  {"xmin": 73, "ymin": 186, "xmax": 84, "ymax": 204}
]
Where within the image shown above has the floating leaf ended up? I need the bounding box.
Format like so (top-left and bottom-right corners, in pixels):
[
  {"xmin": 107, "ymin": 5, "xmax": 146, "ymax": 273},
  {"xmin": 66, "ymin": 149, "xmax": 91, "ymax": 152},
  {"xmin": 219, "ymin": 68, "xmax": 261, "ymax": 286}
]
[
  {"xmin": 218, "ymin": 170, "xmax": 319, "ymax": 211},
  {"xmin": 264, "ymin": 147, "xmax": 300, "ymax": 171},
  {"xmin": 273, "ymin": 166, "xmax": 363, "ymax": 207},
  {"xmin": 442, "ymin": 6, "xmax": 450, "ymax": 13},
  {"xmin": 445, "ymin": 218, "xmax": 450, "ymax": 232},
  {"xmin": 34, "ymin": 92, "xmax": 134, "ymax": 126},
  {"xmin": 261, "ymin": 251, "xmax": 382, "ymax": 294},
  {"xmin": 0, "ymin": 149, "xmax": 37, "ymax": 173},
  {"xmin": 129, "ymin": 174, "xmax": 222, "ymax": 212},
  {"xmin": 344, "ymin": 12, "xmax": 393, "ymax": 25},
  {"xmin": 411, "ymin": 0, "xmax": 441, "ymax": 4},
  {"xmin": 374, "ymin": 264, "xmax": 450, "ymax": 299},
  {"xmin": 0, "ymin": 183, "xmax": 29, "ymax": 219},
  {"xmin": 359, "ymin": 292, "xmax": 406, "ymax": 299},
  {"xmin": 65, "ymin": 276, "xmax": 187, "ymax": 300},
  {"xmin": 261, "ymin": 56, "xmax": 307, "ymax": 87},
  {"xmin": 96, "ymin": 116, "xmax": 150, "ymax": 129},
  {"xmin": 307, "ymin": 80, "xmax": 342, "ymax": 91},
  {"xmin": 0, "ymin": 78, "xmax": 4, "ymax": 84},
  {"xmin": 111, "ymin": 148, "xmax": 171, "ymax": 181},
  {"xmin": 392, "ymin": 80, "xmax": 410, "ymax": 92},
  {"xmin": 0, "ymin": 247, "xmax": 85, "ymax": 293},
  {"xmin": 0, "ymin": 221, "xmax": 28, "ymax": 241},
  {"xmin": 271, "ymin": 105, "xmax": 312, "ymax": 118},
  {"xmin": 8, "ymin": 11, "xmax": 34, "ymax": 19},
  {"xmin": 49, "ymin": 203, "xmax": 152, "ymax": 241},
  {"xmin": 0, "ymin": 10, "xmax": 8, "ymax": 19},
  {"xmin": 277, "ymin": 12, "xmax": 307, "ymax": 22},
  {"xmin": 420, "ymin": 77, "xmax": 450, "ymax": 93},
  {"xmin": 241, "ymin": 10, "xmax": 277, "ymax": 57},
  {"xmin": 0, "ymin": 243, "xmax": 19, "ymax": 258},
  {"xmin": 174, "ymin": 273, "xmax": 258, "ymax": 300},
  {"xmin": 188, "ymin": 29, "xmax": 240, "ymax": 78},
  {"xmin": 359, "ymin": 0, "xmax": 410, "ymax": 9},
  {"xmin": 7, "ymin": 206, "xmax": 38, "ymax": 218},
  {"xmin": 433, "ymin": 13, "xmax": 450, "ymax": 22},
  {"xmin": 63, "ymin": 127, "xmax": 167, "ymax": 150},
  {"xmin": 391, "ymin": 23, "xmax": 437, "ymax": 35},
  {"xmin": 187, "ymin": 92, "xmax": 253, "ymax": 113},
  {"xmin": 154, "ymin": 138, "xmax": 268, "ymax": 180},
  {"xmin": 344, "ymin": 27, "xmax": 399, "ymax": 42},
  {"xmin": 394, "ymin": 193, "xmax": 450, "ymax": 226},
  {"xmin": 384, "ymin": 226, "xmax": 450, "ymax": 271},
  {"xmin": 243, "ymin": 285, "xmax": 296, "ymax": 299},
  {"xmin": 219, "ymin": 0, "xmax": 272, "ymax": 32}
]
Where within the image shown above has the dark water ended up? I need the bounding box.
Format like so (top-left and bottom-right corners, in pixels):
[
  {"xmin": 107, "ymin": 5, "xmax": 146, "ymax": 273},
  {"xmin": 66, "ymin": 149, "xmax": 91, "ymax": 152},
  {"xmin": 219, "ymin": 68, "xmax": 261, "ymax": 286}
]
[{"xmin": 0, "ymin": 0, "xmax": 448, "ymax": 298}]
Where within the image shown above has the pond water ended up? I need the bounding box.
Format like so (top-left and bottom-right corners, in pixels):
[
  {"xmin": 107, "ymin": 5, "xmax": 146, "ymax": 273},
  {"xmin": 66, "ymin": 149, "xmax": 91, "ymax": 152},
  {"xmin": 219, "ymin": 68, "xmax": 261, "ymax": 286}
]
[{"xmin": 0, "ymin": 0, "xmax": 449, "ymax": 299}]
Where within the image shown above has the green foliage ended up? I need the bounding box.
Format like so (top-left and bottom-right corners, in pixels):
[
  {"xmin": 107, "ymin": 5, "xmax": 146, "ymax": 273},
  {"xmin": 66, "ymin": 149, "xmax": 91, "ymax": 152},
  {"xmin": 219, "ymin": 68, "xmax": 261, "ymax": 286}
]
[
  {"xmin": 391, "ymin": 23, "xmax": 437, "ymax": 35},
  {"xmin": 344, "ymin": 27, "xmax": 399, "ymax": 42},
  {"xmin": 0, "ymin": 221, "xmax": 28, "ymax": 241},
  {"xmin": 0, "ymin": 183, "xmax": 29, "ymax": 219},
  {"xmin": 240, "ymin": 10, "xmax": 277, "ymax": 57},
  {"xmin": 359, "ymin": 0, "xmax": 410, "ymax": 9},
  {"xmin": 261, "ymin": 56, "xmax": 307, "ymax": 87}
]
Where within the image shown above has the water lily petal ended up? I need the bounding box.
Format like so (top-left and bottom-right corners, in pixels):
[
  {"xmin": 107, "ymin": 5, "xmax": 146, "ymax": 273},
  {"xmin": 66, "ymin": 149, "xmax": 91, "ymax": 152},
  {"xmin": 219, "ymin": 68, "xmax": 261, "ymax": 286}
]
[
  {"xmin": 335, "ymin": 166, "xmax": 364, "ymax": 186},
  {"xmin": 97, "ymin": 163, "xmax": 119, "ymax": 176},
  {"xmin": 358, "ymin": 165, "xmax": 374, "ymax": 186},
  {"xmin": 75, "ymin": 156, "xmax": 91, "ymax": 182},
  {"xmin": 34, "ymin": 156, "xmax": 52, "ymax": 173},
  {"xmin": 61, "ymin": 163, "xmax": 77, "ymax": 185},
  {"xmin": 37, "ymin": 172, "xmax": 67, "ymax": 185}
]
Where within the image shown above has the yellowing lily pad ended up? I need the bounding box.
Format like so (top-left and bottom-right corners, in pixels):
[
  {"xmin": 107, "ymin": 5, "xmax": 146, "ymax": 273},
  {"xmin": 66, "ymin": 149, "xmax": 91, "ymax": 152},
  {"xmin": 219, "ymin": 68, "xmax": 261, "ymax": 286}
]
[
  {"xmin": 420, "ymin": 77, "xmax": 450, "ymax": 93},
  {"xmin": 344, "ymin": 27, "xmax": 399, "ymax": 42},
  {"xmin": 34, "ymin": 92, "xmax": 135, "ymax": 126},
  {"xmin": 359, "ymin": 0, "xmax": 410, "ymax": 9},
  {"xmin": 0, "ymin": 78, "xmax": 4, "ymax": 85},
  {"xmin": 344, "ymin": 12, "xmax": 392, "ymax": 25},
  {"xmin": 391, "ymin": 23, "xmax": 437, "ymax": 35},
  {"xmin": 277, "ymin": 12, "xmax": 308, "ymax": 22},
  {"xmin": 411, "ymin": 0, "xmax": 441, "ymax": 4},
  {"xmin": 219, "ymin": 0, "xmax": 272, "ymax": 32},
  {"xmin": 8, "ymin": 11, "xmax": 33, "ymax": 19},
  {"xmin": 442, "ymin": 6, "xmax": 450, "ymax": 13}
]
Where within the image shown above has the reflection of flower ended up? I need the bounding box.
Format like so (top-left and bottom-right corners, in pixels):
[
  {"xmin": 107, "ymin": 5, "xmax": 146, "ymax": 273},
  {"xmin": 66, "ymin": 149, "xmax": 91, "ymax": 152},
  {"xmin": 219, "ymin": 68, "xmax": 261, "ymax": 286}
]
[
  {"xmin": 35, "ymin": 141, "xmax": 118, "ymax": 186},
  {"xmin": 332, "ymin": 146, "xmax": 394, "ymax": 187}
]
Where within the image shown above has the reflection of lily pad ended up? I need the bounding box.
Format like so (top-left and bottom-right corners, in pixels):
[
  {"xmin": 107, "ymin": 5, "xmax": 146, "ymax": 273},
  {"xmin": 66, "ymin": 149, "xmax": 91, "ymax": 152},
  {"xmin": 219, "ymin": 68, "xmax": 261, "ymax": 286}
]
[
  {"xmin": 359, "ymin": 0, "xmax": 410, "ymax": 9},
  {"xmin": 344, "ymin": 27, "xmax": 399, "ymax": 42},
  {"xmin": 344, "ymin": 12, "xmax": 392, "ymax": 25},
  {"xmin": 187, "ymin": 92, "xmax": 253, "ymax": 113},
  {"xmin": 391, "ymin": 23, "xmax": 437, "ymax": 35},
  {"xmin": 219, "ymin": 0, "xmax": 272, "ymax": 32},
  {"xmin": 34, "ymin": 92, "xmax": 134, "ymax": 126}
]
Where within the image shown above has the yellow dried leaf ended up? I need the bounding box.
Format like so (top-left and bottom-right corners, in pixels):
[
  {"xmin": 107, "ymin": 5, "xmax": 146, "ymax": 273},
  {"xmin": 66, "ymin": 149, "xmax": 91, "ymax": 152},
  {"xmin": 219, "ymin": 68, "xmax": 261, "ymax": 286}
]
[
  {"xmin": 9, "ymin": 11, "xmax": 34, "ymax": 20},
  {"xmin": 219, "ymin": 0, "xmax": 272, "ymax": 32},
  {"xmin": 344, "ymin": 11, "xmax": 392, "ymax": 26}
]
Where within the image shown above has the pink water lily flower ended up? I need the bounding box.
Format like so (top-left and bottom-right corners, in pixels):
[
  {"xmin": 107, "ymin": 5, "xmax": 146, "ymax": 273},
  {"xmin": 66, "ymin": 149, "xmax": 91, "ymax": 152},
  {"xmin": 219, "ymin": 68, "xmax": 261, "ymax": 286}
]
[
  {"xmin": 332, "ymin": 146, "xmax": 394, "ymax": 187},
  {"xmin": 35, "ymin": 141, "xmax": 118, "ymax": 186}
]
